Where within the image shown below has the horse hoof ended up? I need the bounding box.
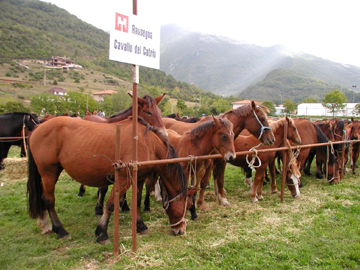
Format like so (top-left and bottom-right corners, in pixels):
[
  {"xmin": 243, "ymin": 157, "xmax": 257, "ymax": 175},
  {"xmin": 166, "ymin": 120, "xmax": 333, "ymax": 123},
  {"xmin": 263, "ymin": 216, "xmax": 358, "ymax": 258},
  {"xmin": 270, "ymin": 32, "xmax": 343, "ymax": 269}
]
[
  {"xmin": 251, "ymin": 197, "xmax": 259, "ymax": 203},
  {"xmin": 97, "ymin": 238, "xmax": 110, "ymax": 245},
  {"xmin": 58, "ymin": 234, "xmax": 72, "ymax": 240},
  {"xmin": 256, "ymin": 195, "xmax": 264, "ymax": 201},
  {"xmin": 139, "ymin": 229, "xmax": 149, "ymax": 235},
  {"xmin": 271, "ymin": 189, "xmax": 279, "ymax": 194},
  {"xmin": 191, "ymin": 215, "xmax": 199, "ymax": 221}
]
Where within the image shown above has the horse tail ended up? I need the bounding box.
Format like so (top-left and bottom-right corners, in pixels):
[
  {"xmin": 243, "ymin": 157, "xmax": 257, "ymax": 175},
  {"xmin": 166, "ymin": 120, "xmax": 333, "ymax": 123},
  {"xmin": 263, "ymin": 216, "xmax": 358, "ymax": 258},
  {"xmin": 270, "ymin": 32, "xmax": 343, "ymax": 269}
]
[{"xmin": 27, "ymin": 147, "xmax": 45, "ymax": 219}]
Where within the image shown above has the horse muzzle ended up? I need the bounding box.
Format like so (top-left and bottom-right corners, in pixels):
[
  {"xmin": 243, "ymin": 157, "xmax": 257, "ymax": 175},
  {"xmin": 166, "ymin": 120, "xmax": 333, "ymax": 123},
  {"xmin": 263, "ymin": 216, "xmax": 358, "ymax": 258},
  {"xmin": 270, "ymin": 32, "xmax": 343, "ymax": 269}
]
[
  {"xmin": 225, "ymin": 152, "xmax": 236, "ymax": 162},
  {"xmin": 171, "ymin": 225, "xmax": 186, "ymax": 236}
]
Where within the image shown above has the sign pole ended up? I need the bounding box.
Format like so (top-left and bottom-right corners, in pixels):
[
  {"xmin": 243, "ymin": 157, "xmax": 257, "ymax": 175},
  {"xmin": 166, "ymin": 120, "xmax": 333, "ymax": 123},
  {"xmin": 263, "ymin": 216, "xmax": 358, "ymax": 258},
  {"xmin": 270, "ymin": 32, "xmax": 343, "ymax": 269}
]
[{"xmin": 131, "ymin": 0, "xmax": 138, "ymax": 253}]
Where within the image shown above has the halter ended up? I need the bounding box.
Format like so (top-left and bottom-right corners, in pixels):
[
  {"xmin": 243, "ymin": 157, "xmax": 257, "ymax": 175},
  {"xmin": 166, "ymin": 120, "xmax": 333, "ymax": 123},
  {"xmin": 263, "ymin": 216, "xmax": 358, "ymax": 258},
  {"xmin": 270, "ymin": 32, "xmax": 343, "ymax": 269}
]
[
  {"xmin": 163, "ymin": 192, "xmax": 188, "ymax": 228},
  {"xmin": 253, "ymin": 109, "xmax": 272, "ymax": 140}
]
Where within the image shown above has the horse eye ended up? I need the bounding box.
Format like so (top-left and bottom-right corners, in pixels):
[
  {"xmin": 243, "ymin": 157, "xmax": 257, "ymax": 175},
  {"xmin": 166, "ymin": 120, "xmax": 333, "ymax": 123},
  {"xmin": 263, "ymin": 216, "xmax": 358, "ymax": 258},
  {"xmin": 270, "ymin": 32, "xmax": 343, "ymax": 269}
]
[
  {"xmin": 146, "ymin": 112, "xmax": 152, "ymax": 116},
  {"xmin": 221, "ymin": 134, "xmax": 227, "ymax": 140}
]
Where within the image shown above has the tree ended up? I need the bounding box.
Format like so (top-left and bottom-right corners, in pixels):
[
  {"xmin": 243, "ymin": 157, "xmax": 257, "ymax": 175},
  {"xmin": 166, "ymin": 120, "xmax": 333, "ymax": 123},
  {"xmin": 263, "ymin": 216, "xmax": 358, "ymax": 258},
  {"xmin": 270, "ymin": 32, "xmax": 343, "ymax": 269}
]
[
  {"xmin": 261, "ymin": 100, "xmax": 276, "ymax": 115},
  {"xmin": 353, "ymin": 103, "xmax": 360, "ymax": 116},
  {"xmin": 283, "ymin": 99, "xmax": 296, "ymax": 114},
  {"xmin": 322, "ymin": 89, "xmax": 347, "ymax": 117},
  {"xmin": 301, "ymin": 97, "xmax": 318, "ymax": 103}
]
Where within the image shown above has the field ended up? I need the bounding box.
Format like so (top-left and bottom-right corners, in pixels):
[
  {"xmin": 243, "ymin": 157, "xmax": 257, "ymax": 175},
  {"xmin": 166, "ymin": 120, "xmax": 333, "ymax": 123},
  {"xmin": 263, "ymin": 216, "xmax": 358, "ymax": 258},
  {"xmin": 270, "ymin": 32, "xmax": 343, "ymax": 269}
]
[{"xmin": 1, "ymin": 146, "xmax": 360, "ymax": 269}]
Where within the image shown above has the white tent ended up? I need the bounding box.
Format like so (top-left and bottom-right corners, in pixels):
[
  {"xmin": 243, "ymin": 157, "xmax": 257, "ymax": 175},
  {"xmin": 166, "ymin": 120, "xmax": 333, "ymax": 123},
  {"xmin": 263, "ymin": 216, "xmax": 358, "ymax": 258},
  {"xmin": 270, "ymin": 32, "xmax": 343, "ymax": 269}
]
[{"xmin": 297, "ymin": 103, "xmax": 358, "ymax": 117}]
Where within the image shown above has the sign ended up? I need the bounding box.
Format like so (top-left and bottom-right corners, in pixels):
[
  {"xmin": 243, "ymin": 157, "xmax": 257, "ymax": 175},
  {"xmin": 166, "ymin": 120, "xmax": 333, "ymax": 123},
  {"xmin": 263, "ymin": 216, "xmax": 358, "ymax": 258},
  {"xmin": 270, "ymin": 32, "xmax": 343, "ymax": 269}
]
[{"xmin": 109, "ymin": 11, "xmax": 160, "ymax": 69}]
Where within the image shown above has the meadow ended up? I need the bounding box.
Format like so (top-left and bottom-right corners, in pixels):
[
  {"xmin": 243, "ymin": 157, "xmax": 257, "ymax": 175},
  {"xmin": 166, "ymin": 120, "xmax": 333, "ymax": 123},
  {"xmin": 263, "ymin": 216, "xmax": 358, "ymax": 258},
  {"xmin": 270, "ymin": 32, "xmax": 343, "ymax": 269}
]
[{"xmin": 1, "ymin": 146, "xmax": 360, "ymax": 269}]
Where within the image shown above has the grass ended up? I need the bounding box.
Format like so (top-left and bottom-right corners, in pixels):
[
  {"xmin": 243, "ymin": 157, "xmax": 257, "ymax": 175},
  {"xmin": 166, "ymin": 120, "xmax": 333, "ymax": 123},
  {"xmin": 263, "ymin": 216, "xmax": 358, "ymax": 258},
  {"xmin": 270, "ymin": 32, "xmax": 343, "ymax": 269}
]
[{"xmin": 1, "ymin": 146, "xmax": 360, "ymax": 269}]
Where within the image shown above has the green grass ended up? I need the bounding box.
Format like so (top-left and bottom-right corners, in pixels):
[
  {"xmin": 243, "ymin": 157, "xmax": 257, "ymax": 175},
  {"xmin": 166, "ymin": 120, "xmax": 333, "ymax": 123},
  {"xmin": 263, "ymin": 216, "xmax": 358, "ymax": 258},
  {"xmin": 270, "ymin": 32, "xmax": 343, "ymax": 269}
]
[{"xmin": 1, "ymin": 146, "xmax": 360, "ymax": 269}]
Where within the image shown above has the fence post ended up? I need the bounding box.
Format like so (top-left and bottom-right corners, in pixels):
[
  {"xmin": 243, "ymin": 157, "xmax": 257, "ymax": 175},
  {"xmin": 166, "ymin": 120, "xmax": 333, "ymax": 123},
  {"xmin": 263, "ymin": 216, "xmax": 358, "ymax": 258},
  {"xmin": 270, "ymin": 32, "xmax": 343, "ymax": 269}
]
[{"xmin": 280, "ymin": 121, "xmax": 288, "ymax": 202}]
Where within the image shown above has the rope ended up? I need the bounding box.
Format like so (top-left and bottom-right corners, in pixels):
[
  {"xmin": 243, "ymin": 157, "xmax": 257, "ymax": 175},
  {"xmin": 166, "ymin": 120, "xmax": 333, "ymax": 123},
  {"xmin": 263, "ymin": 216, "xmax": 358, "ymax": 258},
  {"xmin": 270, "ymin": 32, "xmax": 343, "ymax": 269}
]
[
  {"xmin": 246, "ymin": 143, "xmax": 262, "ymax": 172},
  {"xmin": 187, "ymin": 155, "xmax": 197, "ymax": 187},
  {"xmin": 22, "ymin": 116, "xmax": 28, "ymax": 157}
]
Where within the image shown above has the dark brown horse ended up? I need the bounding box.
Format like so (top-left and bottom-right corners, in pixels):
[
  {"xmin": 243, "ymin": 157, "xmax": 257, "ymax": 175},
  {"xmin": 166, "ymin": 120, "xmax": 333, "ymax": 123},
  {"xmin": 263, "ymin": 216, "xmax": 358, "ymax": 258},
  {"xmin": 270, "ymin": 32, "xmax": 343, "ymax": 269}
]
[
  {"xmin": 27, "ymin": 117, "xmax": 188, "ymax": 242},
  {"xmin": 293, "ymin": 118, "xmax": 339, "ymax": 184},
  {"xmin": 0, "ymin": 112, "xmax": 39, "ymax": 169},
  {"xmin": 303, "ymin": 120, "xmax": 335, "ymax": 179},
  {"xmin": 344, "ymin": 118, "xmax": 360, "ymax": 175},
  {"xmin": 230, "ymin": 117, "xmax": 301, "ymax": 202},
  {"xmin": 163, "ymin": 100, "xmax": 275, "ymax": 209}
]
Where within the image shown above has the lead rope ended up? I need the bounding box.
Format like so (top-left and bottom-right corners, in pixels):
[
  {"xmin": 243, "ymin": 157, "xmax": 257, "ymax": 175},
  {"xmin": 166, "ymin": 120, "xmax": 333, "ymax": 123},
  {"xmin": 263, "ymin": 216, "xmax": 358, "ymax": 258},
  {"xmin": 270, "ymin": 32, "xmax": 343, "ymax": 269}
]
[
  {"xmin": 187, "ymin": 155, "xmax": 197, "ymax": 187},
  {"xmin": 246, "ymin": 143, "xmax": 262, "ymax": 172},
  {"xmin": 22, "ymin": 115, "xmax": 28, "ymax": 157},
  {"xmin": 326, "ymin": 141, "xmax": 338, "ymax": 183}
]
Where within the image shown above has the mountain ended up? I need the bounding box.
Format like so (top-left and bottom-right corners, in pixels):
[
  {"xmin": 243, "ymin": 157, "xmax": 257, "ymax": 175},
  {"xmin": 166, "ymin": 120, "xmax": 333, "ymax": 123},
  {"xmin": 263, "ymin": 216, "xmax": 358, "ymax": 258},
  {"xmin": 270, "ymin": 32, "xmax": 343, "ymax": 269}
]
[{"xmin": 160, "ymin": 24, "xmax": 360, "ymax": 100}]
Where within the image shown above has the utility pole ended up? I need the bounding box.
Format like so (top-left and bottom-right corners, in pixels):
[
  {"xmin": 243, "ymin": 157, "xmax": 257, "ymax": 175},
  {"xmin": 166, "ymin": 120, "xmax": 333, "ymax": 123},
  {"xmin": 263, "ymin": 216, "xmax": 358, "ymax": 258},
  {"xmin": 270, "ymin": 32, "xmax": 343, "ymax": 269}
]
[{"xmin": 352, "ymin": 85, "xmax": 357, "ymax": 102}]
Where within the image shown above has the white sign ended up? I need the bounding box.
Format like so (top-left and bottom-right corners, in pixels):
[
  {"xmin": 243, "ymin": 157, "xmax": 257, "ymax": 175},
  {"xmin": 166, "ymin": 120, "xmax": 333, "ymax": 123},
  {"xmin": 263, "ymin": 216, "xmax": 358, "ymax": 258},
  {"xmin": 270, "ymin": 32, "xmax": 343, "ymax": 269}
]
[{"xmin": 109, "ymin": 11, "xmax": 160, "ymax": 69}]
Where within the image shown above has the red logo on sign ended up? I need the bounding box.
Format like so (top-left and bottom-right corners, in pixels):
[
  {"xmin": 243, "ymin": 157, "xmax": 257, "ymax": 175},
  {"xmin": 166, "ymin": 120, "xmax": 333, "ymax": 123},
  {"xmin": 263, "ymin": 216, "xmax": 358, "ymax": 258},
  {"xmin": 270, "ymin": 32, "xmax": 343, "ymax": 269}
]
[{"xmin": 115, "ymin": 13, "xmax": 129, "ymax": 32}]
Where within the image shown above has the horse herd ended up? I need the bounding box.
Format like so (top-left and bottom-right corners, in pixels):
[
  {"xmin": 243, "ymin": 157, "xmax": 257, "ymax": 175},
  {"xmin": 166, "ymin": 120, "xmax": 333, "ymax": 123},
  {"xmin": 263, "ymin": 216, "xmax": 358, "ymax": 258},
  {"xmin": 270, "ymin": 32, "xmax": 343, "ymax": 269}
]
[{"xmin": 1, "ymin": 94, "xmax": 359, "ymax": 244}]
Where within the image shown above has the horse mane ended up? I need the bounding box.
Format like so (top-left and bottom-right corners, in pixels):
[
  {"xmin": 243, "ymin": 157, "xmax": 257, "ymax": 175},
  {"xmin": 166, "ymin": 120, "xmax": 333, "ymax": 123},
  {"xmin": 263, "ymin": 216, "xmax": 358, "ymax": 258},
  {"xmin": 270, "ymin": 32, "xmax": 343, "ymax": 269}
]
[
  {"xmin": 109, "ymin": 95, "xmax": 156, "ymax": 119},
  {"xmin": 269, "ymin": 117, "xmax": 294, "ymax": 133},
  {"xmin": 176, "ymin": 117, "xmax": 200, "ymax": 123},
  {"xmin": 335, "ymin": 119, "xmax": 345, "ymax": 132},
  {"xmin": 312, "ymin": 123, "xmax": 335, "ymax": 165},
  {"xmin": 189, "ymin": 118, "xmax": 231, "ymax": 140},
  {"xmin": 137, "ymin": 117, "xmax": 187, "ymax": 194},
  {"xmin": 221, "ymin": 104, "xmax": 268, "ymax": 119}
]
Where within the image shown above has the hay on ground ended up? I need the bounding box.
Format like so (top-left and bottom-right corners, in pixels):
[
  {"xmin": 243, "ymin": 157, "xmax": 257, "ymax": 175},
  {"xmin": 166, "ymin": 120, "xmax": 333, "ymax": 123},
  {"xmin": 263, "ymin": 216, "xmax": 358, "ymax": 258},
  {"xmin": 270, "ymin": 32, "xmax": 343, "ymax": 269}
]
[{"xmin": 0, "ymin": 157, "xmax": 28, "ymax": 186}]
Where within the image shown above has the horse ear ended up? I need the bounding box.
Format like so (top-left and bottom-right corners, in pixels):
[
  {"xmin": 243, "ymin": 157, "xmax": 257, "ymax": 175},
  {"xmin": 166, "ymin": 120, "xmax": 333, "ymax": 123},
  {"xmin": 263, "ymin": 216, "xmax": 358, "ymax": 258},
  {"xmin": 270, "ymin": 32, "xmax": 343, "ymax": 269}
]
[
  {"xmin": 154, "ymin": 93, "xmax": 166, "ymax": 105},
  {"xmin": 212, "ymin": 115, "xmax": 221, "ymax": 127},
  {"xmin": 251, "ymin": 100, "xmax": 256, "ymax": 110}
]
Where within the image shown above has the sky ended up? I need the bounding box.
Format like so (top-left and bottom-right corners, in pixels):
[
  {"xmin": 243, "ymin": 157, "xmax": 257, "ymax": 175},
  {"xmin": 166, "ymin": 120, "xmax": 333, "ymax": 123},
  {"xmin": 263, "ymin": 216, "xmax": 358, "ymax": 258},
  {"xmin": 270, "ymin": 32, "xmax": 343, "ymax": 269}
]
[{"xmin": 41, "ymin": 0, "xmax": 360, "ymax": 67}]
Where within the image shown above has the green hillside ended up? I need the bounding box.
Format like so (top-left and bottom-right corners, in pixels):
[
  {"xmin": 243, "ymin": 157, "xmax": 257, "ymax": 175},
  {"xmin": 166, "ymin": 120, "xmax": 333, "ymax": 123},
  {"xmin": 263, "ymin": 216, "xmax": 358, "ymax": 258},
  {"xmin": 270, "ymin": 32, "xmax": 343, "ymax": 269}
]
[{"xmin": 0, "ymin": 0, "xmax": 232, "ymax": 115}]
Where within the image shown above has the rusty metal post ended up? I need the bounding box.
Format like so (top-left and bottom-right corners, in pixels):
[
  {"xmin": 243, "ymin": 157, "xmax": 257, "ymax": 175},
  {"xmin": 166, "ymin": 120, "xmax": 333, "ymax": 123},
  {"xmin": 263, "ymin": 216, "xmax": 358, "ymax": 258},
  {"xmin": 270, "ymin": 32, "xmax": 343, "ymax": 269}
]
[
  {"xmin": 131, "ymin": 0, "xmax": 138, "ymax": 253},
  {"xmin": 113, "ymin": 124, "xmax": 121, "ymax": 256},
  {"xmin": 280, "ymin": 121, "xmax": 288, "ymax": 202}
]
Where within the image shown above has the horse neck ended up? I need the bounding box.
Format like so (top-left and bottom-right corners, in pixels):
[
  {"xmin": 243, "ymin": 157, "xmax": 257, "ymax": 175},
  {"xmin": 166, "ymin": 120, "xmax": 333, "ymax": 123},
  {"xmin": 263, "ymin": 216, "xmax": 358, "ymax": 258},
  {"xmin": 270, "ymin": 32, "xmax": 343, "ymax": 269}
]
[
  {"xmin": 271, "ymin": 120, "xmax": 285, "ymax": 147},
  {"xmin": 223, "ymin": 113, "xmax": 246, "ymax": 138},
  {"xmin": 107, "ymin": 108, "xmax": 132, "ymax": 123},
  {"xmin": 180, "ymin": 131, "xmax": 215, "ymax": 157}
]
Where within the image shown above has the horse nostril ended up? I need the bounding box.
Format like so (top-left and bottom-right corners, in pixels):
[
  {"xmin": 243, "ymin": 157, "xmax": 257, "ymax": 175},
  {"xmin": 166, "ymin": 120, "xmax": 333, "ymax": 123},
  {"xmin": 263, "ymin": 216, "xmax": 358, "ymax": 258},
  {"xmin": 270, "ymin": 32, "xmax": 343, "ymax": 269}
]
[{"xmin": 228, "ymin": 156, "xmax": 234, "ymax": 162}]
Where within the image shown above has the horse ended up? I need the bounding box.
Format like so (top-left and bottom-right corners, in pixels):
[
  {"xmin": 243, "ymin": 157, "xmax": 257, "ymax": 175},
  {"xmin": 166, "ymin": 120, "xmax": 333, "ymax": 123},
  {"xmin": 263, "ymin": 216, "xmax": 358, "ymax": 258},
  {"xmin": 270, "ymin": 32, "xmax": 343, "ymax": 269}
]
[
  {"xmin": 344, "ymin": 118, "xmax": 360, "ymax": 175},
  {"xmin": 303, "ymin": 120, "xmax": 335, "ymax": 179},
  {"xmin": 293, "ymin": 118, "xmax": 339, "ymax": 184},
  {"xmin": 230, "ymin": 117, "xmax": 301, "ymax": 202},
  {"xmin": 27, "ymin": 117, "xmax": 188, "ymax": 243},
  {"xmin": 163, "ymin": 100, "xmax": 275, "ymax": 209},
  {"xmin": 80, "ymin": 93, "xmax": 166, "ymax": 201},
  {"xmin": 143, "ymin": 116, "xmax": 236, "ymax": 222},
  {"xmin": 0, "ymin": 112, "xmax": 39, "ymax": 169}
]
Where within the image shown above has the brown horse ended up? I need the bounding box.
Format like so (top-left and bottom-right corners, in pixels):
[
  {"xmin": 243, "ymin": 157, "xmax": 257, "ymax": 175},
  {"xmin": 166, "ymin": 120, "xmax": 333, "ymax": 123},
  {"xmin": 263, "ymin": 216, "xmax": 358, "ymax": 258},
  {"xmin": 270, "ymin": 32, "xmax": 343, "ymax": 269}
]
[
  {"xmin": 144, "ymin": 116, "xmax": 236, "ymax": 221},
  {"xmin": 344, "ymin": 118, "xmax": 360, "ymax": 175},
  {"xmin": 80, "ymin": 93, "xmax": 166, "ymax": 200},
  {"xmin": 303, "ymin": 120, "xmax": 335, "ymax": 179},
  {"xmin": 293, "ymin": 118, "xmax": 339, "ymax": 183},
  {"xmin": 27, "ymin": 117, "xmax": 188, "ymax": 242},
  {"xmin": 230, "ymin": 117, "xmax": 301, "ymax": 202}
]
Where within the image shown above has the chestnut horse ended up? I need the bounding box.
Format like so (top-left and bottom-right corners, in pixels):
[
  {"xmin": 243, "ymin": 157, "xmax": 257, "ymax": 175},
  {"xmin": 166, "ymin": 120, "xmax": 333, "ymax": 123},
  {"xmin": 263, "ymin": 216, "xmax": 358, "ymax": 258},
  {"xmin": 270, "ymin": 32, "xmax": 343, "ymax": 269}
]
[
  {"xmin": 27, "ymin": 117, "xmax": 188, "ymax": 242},
  {"xmin": 293, "ymin": 118, "xmax": 339, "ymax": 184},
  {"xmin": 344, "ymin": 118, "xmax": 360, "ymax": 175},
  {"xmin": 143, "ymin": 116, "xmax": 236, "ymax": 222},
  {"xmin": 80, "ymin": 94, "xmax": 166, "ymax": 201},
  {"xmin": 230, "ymin": 117, "xmax": 301, "ymax": 202},
  {"xmin": 163, "ymin": 100, "xmax": 275, "ymax": 209}
]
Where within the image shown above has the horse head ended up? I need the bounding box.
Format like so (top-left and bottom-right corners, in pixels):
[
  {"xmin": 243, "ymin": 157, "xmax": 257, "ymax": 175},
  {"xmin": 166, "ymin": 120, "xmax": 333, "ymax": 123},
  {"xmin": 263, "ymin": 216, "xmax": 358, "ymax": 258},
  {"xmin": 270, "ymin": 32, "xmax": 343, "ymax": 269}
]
[
  {"xmin": 286, "ymin": 116, "xmax": 301, "ymax": 145},
  {"xmin": 129, "ymin": 93, "xmax": 167, "ymax": 136},
  {"xmin": 346, "ymin": 118, "xmax": 360, "ymax": 140},
  {"xmin": 286, "ymin": 154, "xmax": 301, "ymax": 198},
  {"xmin": 247, "ymin": 101, "xmax": 275, "ymax": 146},
  {"xmin": 24, "ymin": 113, "xmax": 40, "ymax": 131}
]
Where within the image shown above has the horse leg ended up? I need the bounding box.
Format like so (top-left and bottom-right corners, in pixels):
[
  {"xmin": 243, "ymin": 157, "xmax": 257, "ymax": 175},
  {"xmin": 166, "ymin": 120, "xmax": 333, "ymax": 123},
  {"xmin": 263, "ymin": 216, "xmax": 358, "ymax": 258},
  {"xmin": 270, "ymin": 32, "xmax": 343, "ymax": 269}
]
[
  {"xmin": 213, "ymin": 161, "xmax": 229, "ymax": 206},
  {"xmin": 303, "ymin": 151, "xmax": 315, "ymax": 176},
  {"xmin": 120, "ymin": 192, "xmax": 130, "ymax": 212},
  {"xmin": 250, "ymin": 169, "xmax": 262, "ymax": 203},
  {"xmin": 315, "ymin": 155, "xmax": 324, "ymax": 179},
  {"xmin": 41, "ymin": 172, "xmax": 70, "ymax": 239},
  {"xmin": 244, "ymin": 167, "xmax": 253, "ymax": 188},
  {"xmin": 144, "ymin": 177, "xmax": 155, "ymax": 212},
  {"xmin": 95, "ymin": 186, "xmax": 108, "ymax": 216},
  {"xmin": 196, "ymin": 165, "xmax": 211, "ymax": 211},
  {"xmin": 36, "ymin": 211, "xmax": 52, "ymax": 235},
  {"xmin": 78, "ymin": 184, "xmax": 86, "ymax": 197},
  {"xmin": 136, "ymin": 180, "xmax": 148, "ymax": 234},
  {"xmin": 268, "ymin": 160, "xmax": 278, "ymax": 194},
  {"xmin": 0, "ymin": 143, "xmax": 11, "ymax": 170}
]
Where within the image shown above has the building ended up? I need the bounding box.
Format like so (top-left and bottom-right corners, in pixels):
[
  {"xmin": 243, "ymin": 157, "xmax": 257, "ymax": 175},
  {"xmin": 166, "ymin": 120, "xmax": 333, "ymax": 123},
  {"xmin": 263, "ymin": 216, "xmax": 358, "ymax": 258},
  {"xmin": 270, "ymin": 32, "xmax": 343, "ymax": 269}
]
[
  {"xmin": 44, "ymin": 87, "xmax": 67, "ymax": 96},
  {"xmin": 92, "ymin": 90, "xmax": 117, "ymax": 102},
  {"xmin": 48, "ymin": 56, "xmax": 82, "ymax": 69},
  {"xmin": 231, "ymin": 100, "xmax": 262, "ymax": 109},
  {"xmin": 297, "ymin": 103, "xmax": 358, "ymax": 117}
]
